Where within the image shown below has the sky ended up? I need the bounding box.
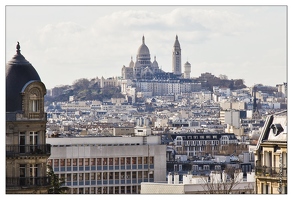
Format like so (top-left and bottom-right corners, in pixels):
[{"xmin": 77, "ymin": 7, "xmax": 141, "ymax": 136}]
[{"xmin": 4, "ymin": 2, "xmax": 289, "ymax": 91}]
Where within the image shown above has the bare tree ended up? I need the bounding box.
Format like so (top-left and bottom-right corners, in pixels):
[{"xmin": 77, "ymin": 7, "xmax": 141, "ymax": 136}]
[{"xmin": 199, "ymin": 167, "xmax": 250, "ymax": 194}]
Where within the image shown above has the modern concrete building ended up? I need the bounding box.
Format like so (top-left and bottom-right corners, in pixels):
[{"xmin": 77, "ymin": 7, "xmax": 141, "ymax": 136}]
[
  {"xmin": 46, "ymin": 135, "xmax": 166, "ymax": 194},
  {"xmin": 6, "ymin": 42, "xmax": 51, "ymax": 194},
  {"xmin": 254, "ymin": 110, "xmax": 287, "ymax": 194}
]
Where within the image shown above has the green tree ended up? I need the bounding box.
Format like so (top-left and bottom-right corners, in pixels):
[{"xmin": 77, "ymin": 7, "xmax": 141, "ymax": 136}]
[{"xmin": 47, "ymin": 165, "xmax": 69, "ymax": 194}]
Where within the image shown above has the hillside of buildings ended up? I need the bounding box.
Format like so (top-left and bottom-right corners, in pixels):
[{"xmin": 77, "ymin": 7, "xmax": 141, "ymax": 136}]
[
  {"xmin": 45, "ymin": 72, "xmax": 249, "ymax": 104},
  {"xmin": 45, "ymin": 77, "xmax": 122, "ymax": 105}
]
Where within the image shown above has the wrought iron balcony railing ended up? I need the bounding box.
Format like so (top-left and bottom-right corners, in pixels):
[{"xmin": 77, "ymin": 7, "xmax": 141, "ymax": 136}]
[
  {"xmin": 255, "ymin": 166, "xmax": 287, "ymax": 178},
  {"xmin": 6, "ymin": 144, "xmax": 51, "ymax": 157},
  {"xmin": 6, "ymin": 176, "xmax": 51, "ymax": 188}
]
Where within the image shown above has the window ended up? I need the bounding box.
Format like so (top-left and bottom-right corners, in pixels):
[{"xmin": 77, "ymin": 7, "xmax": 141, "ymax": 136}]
[
  {"xmin": 203, "ymin": 165, "xmax": 210, "ymax": 170},
  {"xmin": 132, "ymin": 171, "xmax": 137, "ymax": 179},
  {"xmin": 73, "ymin": 159, "xmax": 77, "ymax": 166},
  {"xmin": 30, "ymin": 100, "xmax": 39, "ymax": 112},
  {"xmin": 29, "ymin": 131, "xmax": 38, "ymax": 152},
  {"xmin": 150, "ymin": 157, "xmax": 154, "ymax": 164},
  {"xmin": 109, "ymin": 158, "xmax": 113, "ymax": 165},
  {"xmin": 120, "ymin": 157, "xmax": 125, "ymax": 165},
  {"xmin": 54, "ymin": 159, "xmax": 59, "ymax": 167},
  {"xmin": 60, "ymin": 159, "xmax": 65, "ymax": 167},
  {"xmin": 85, "ymin": 158, "xmax": 89, "ymax": 166},
  {"xmin": 85, "ymin": 173, "xmax": 90, "ymax": 180},
  {"xmin": 126, "ymin": 157, "xmax": 131, "ymax": 165},
  {"xmin": 138, "ymin": 157, "xmax": 142, "ymax": 164},
  {"xmin": 115, "ymin": 172, "xmax": 119, "ymax": 180},
  {"xmin": 103, "ymin": 158, "xmax": 107, "ymax": 165},
  {"xmin": 19, "ymin": 164, "xmax": 26, "ymax": 185},
  {"xmin": 19, "ymin": 132, "xmax": 25, "ymax": 153},
  {"xmin": 67, "ymin": 159, "xmax": 71, "ymax": 166},
  {"xmin": 143, "ymin": 171, "xmax": 148, "ymax": 178},
  {"xmin": 138, "ymin": 171, "xmax": 142, "ymax": 179},
  {"xmin": 97, "ymin": 158, "xmax": 101, "ymax": 166},
  {"xmin": 91, "ymin": 158, "xmax": 95, "ymax": 166},
  {"xmin": 79, "ymin": 158, "xmax": 84, "ymax": 166},
  {"xmin": 103, "ymin": 172, "xmax": 108, "ymax": 180},
  {"xmin": 79, "ymin": 173, "xmax": 83, "ymax": 181},
  {"xmin": 73, "ymin": 173, "xmax": 77, "ymax": 181},
  {"xmin": 132, "ymin": 157, "xmax": 137, "ymax": 164},
  {"xmin": 66, "ymin": 174, "xmax": 71, "ymax": 181},
  {"xmin": 91, "ymin": 173, "xmax": 96, "ymax": 180},
  {"xmin": 114, "ymin": 158, "xmax": 119, "ymax": 165},
  {"xmin": 97, "ymin": 172, "xmax": 101, "ymax": 180}
]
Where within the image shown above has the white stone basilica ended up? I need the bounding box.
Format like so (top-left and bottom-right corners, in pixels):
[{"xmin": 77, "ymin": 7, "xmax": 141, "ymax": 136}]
[{"xmin": 122, "ymin": 35, "xmax": 190, "ymax": 80}]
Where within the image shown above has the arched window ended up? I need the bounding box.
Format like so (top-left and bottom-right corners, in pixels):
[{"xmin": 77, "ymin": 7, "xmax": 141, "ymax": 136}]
[{"xmin": 29, "ymin": 88, "xmax": 41, "ymax": 112}]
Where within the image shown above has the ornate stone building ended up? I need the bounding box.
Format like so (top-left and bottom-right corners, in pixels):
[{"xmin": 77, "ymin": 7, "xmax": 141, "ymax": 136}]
[
  {"xmin": 254, "ymin": 110, "xmax": 287, "ymax": 194},
  {"xmin": 122, "ymin": 35, "xmax": 187, "ymax": 80},
  {"xmin": 6, "ymin": 42, "xmax": 51, "ymax": 194}
]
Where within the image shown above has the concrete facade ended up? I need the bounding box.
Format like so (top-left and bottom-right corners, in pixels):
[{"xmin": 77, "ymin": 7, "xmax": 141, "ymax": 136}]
[{"xmin": 46, "ymin": 136, "xmax": 166, "ymax": 194}]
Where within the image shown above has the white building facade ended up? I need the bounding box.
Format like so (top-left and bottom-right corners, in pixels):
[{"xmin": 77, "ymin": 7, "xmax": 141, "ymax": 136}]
[{"xmin": 46, "ymin": 136, "xmax": 166, "ymax": 194}]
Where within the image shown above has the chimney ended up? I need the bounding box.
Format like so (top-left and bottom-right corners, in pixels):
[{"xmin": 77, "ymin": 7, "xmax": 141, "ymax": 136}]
[
  {"xmin": 174, "ymin": 173, "xmax": 179, "ymax": 184},
  {"xmin": 168, "ymin": 172, "xmax": 172, "ymax": 184}
]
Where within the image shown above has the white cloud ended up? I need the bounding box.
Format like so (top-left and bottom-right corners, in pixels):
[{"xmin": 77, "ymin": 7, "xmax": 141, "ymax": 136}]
[{"xmin": 5, "ymin": 5, "xmax": 287, "ymax": 89}]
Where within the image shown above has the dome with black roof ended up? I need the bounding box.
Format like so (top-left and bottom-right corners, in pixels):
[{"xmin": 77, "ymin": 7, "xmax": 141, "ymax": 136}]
[{"xmin": 6, "ymin": 42, "xmax": 41, "ymax": 112}]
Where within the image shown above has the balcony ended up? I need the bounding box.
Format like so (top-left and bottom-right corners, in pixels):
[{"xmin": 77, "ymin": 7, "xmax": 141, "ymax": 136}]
[
  {"xmin": 6, "ymin": 176, "xmax": 51, "ymax": 188},
  {"xmin": 6, "ymin": 144, "xmax": 51, "ymax": 157},
  {"xmin": 255, "ymin": 166, "xmax": 287, "ymax": 178}
]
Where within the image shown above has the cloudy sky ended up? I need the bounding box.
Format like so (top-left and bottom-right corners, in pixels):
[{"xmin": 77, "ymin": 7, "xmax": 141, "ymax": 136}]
[{"xmin": 5, "ymin": 3, "xmax": 288, "ymax": 89}]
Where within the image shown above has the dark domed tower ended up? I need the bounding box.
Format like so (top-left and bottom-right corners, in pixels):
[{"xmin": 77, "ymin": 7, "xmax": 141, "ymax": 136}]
[{"xmin": 6, "ymin": 42, "xmax": 51, "ymax": 194}]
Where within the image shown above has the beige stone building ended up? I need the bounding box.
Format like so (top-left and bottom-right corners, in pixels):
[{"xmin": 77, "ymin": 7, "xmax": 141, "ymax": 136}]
[
  {"xmin": 254, "ymin": 110, "xmax": 287, "ymax": 194},
  {"xmin": 6, "ymin": 42, "xmax": 51, "ymax": 193}
]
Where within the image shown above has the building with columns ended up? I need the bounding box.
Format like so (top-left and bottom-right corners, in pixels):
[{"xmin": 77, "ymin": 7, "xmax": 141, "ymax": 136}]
[{"xmin": 254, "ymin": 110, "xmax": 287, "ymax": 194}]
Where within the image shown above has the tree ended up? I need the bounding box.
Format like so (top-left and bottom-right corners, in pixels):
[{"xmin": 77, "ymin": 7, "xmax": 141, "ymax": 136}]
[
  {"xmin": 47, "ymin": 165, "xmax": 69, "ymax": 194},
  {"xmin": 199, "ymin": 167, "xmax": 254, "ymax": 194},
  {"xmin": 219, "ymin": 74, "xmax": 228, "ymax": 80}
]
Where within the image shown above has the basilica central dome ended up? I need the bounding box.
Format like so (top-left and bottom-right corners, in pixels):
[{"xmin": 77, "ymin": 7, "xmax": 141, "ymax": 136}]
[{"xmin": 137, "ymin": 36, "xmax": 150, "ymax": 56}]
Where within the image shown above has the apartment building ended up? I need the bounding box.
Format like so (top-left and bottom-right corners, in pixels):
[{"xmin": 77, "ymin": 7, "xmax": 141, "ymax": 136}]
[
  {"xmin": 169, "ymin": 133, "xmax": 241, "ymax": 158},
  {"xmin": 254, "ymin": 110, "xmax": 287, "ymax": 194},
  {"xmin": 6, "ymin": 42, "xmax": 51, "ymax": 194},
  {"xmin": 46, "ymin": 136, "xmax": 166, "ymax": 194}
]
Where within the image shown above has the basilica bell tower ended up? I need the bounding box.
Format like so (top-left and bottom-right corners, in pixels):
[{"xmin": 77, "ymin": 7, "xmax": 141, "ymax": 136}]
[{"xmin": 172, "ymin": 35, "xmax": 182, "ymax": 75}]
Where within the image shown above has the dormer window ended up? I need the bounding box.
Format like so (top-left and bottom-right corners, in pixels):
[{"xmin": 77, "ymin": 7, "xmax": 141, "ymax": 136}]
[
  {"xmin": 29, "ymin": 88, "xmax": 40, "ymax": 112},
  {"xmin": 270, "ymin": 124, "xmax": 284, "ymax": 136},
  {"xmin": 30, "ymin": 99, "xmax": 39, "ymax": 112}
]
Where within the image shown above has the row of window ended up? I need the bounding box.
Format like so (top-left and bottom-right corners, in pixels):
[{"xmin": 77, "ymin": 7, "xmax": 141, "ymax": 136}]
[
  {"xmin": 178, "ymin": 140, "xmax": 220, "ymax": 146},
  {"xmin": 58, "ymin": 171, "xmax": 153, "ymax": 182},
  {"xmin": 48, "ymin": 157, "xmax": 154, "ymax": 167},
  {"xmin": 68, "ymin": 185, "xmax": 140, "ymax": 194}
]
